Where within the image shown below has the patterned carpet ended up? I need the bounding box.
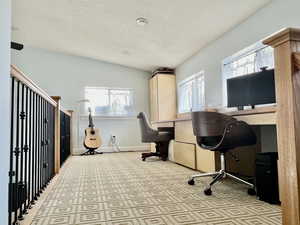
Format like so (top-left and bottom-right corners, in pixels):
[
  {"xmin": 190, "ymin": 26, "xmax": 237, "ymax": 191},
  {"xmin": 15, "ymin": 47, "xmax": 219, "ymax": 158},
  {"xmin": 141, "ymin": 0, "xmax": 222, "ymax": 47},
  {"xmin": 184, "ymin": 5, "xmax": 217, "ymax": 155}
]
[{"xmin": 31, "ymin": 152, "xmax": 282, "ymax": 225}]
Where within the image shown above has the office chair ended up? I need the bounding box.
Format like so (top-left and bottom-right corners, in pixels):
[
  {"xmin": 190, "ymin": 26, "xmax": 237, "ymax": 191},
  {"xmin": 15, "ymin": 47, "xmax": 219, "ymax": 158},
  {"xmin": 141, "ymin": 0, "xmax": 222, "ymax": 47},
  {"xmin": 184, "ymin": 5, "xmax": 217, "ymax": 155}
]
[
  {"xmin": 188, "ymin": 111, "xmax": 257, "ymax": 195},
  {"xmin": 137, "ymin": 112, "xmax": 174, "ymax": 161}
]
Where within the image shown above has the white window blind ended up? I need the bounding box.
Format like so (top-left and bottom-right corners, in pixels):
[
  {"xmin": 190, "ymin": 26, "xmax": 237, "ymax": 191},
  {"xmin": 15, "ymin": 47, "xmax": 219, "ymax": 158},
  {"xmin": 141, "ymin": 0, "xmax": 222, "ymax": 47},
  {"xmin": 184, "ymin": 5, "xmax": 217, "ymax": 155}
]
[
  {"xmin": 178, "ymin": 72, "xmax": 205, "ymax": 113},
  {"xmin": 84, "ymin": 87, "xmax": 135, "ymax": 117}
]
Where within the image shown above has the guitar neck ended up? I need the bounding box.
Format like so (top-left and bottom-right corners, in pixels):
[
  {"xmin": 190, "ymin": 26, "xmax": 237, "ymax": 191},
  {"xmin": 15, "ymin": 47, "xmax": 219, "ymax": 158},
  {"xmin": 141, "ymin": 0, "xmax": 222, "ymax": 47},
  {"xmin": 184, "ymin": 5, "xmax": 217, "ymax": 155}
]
[{"xmin": 89, "ymin": 113, "xmax": 94, "ymax": 128}]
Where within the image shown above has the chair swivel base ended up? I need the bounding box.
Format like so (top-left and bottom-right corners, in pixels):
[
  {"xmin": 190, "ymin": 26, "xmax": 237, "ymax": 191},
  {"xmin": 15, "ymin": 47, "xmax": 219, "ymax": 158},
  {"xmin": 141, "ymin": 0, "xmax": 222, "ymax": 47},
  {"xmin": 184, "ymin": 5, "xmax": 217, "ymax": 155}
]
[
  {"xmin": 188, "ymin": 170, "xmax": 255, "ymax": 196},
  {"xmin": 141, "ymin": 152, "xmax": 167, "ymax": 161},
  {"xmin": 81, "ymin": 148, "xmax": 103, "ymax": 156}
]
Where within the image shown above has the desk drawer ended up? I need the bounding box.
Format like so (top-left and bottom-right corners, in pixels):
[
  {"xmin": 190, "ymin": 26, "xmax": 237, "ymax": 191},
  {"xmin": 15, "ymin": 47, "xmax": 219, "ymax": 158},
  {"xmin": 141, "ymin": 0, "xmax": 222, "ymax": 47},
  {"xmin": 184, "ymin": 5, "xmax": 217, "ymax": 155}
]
[
  {"xmin": 196, "ymin": 146, "xmax": 216, "ymax": 172},
  {"xmin": 150, "ymin": 123, "xmax": 158, "ymax": 153},
  {"xmin": 174, "ymin": 141, "xmax": 196, "ymax": 169},
  {"xmin": 234, "ymin": 113, "xmax": 276, "ymax": 125},
  {"xmin": 175, "ymin": 120, "xmax": 196, "ymax": 143}
]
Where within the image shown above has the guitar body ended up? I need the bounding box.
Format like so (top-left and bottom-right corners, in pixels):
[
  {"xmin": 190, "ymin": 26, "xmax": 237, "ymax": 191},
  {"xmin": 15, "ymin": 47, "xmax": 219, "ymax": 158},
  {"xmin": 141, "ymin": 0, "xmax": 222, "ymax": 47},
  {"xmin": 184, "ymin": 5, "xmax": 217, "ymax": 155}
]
[{"xmin": 84, "ymin": 127, "xmax": 102, "ymax": 149}]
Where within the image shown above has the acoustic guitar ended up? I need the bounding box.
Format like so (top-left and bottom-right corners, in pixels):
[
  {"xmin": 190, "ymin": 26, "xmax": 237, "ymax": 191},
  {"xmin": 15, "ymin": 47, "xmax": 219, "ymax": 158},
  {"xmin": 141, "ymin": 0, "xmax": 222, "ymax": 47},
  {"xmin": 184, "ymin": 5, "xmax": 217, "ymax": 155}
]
[{"xmin": 83, "ymin": 108, "xmax": 102, "ymax": 150}]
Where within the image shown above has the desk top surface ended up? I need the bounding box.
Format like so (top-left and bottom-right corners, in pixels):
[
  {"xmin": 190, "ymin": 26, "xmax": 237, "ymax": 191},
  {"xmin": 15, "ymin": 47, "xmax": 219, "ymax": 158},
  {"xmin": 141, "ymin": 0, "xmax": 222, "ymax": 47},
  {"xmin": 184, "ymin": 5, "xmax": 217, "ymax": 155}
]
[{"xmin": 151, "ymin": 105, "xmax": 277, "ymax": 124}]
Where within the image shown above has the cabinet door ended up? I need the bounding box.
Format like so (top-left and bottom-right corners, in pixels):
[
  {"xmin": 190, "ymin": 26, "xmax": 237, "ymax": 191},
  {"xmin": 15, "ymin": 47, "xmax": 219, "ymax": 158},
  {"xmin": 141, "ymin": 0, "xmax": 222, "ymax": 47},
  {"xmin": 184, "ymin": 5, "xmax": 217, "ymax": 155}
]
[
  {"xmin": 149, "ymin": 76, "xmax": 158, "ymax": 121},
  {"xmin": 196, "ymin": 146, "xmax": 216, "ymax": 172},
  {"xmin": 175, "ymin": 120, "xmax": 196, "ymax": 143},
  {"xmin": 174, "ymin": 142, "xmax": 196, "ymax": 169},
  {"xmin": 157, "ymin": 75, "xmax": 177, "ymax": 121},
  {"xmin": 150, "ymin": 123, "xmax": 158, "ymax": 152}
]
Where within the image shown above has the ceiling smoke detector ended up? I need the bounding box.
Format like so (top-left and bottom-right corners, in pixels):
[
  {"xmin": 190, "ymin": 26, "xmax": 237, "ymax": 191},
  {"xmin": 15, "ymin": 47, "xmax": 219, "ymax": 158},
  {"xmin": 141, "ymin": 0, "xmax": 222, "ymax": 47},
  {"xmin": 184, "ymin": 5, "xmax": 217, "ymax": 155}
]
[{"xmin": 136, "ymin": 17, "xmax": 148, "ymax": 26}]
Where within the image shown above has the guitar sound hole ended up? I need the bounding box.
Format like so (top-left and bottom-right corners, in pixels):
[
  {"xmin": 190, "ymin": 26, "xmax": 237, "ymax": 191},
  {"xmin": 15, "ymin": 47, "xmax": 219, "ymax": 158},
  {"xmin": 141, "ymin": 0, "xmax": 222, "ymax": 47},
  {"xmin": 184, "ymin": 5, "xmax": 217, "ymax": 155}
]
[{"xmin": 91, "ymin": 131, "xmax": 95, "ymax": 135}]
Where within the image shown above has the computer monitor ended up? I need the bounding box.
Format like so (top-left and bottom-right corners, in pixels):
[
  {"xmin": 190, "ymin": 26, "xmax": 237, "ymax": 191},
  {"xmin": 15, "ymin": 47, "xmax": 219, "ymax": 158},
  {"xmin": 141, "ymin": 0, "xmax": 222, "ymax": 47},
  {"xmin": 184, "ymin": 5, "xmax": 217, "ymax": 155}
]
[{"xmin": 227, "ymin": 68, "xmax": 276, "ymax": 109}]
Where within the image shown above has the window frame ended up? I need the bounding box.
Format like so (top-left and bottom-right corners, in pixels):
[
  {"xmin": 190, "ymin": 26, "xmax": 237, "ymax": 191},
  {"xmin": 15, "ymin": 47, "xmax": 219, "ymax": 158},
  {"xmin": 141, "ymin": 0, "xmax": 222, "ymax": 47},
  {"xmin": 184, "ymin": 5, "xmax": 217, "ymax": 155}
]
[
  {"xmin": 177, "ymin": 71, "xmax": 205, "ymax": 114},
  {"xmin": 84, "ymin": 86, "xmax": 136, "ymax": 118}
]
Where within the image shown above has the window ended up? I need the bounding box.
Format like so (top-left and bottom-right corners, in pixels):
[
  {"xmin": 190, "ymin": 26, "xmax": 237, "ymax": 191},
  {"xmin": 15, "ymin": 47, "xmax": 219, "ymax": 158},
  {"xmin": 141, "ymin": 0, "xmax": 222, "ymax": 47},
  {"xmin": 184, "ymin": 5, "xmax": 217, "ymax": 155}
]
[
  {"xmin": 223, "ymin": 43, "xmax": 274, "ymax": 79},
  {"xmin": 178, "ymin": 72, "xmax": 205, "ymax": 113},
  {"xmin": 222, "ymin": 42, "xmax": 274, "ymax": 106},
  {"xmin": 84, "ymin": 87, "xmax": 135, "ymax": 117}
]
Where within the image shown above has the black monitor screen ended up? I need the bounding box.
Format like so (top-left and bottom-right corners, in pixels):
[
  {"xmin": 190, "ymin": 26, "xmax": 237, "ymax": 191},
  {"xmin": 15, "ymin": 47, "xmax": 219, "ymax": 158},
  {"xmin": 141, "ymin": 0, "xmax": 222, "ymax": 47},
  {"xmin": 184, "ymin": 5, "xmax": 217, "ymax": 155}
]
[{"xmin": 227, "ymin": 69, "xmax": 276, "ymax": 108}]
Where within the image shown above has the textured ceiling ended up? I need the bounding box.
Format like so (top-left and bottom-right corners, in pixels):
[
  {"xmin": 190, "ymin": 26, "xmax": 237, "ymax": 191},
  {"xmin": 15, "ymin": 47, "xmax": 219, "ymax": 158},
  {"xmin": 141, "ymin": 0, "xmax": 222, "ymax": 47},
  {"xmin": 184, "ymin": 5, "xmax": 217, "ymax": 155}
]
[{"xmin": 12, "ymin": 0, "xmax": 271, "ymax": 71}]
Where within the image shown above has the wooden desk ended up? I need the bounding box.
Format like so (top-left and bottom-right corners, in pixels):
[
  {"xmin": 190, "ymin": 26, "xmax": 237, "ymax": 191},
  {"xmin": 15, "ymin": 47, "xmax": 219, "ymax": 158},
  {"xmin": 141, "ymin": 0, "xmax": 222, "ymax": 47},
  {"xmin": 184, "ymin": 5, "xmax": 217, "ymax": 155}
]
[
  {"xmin": 222, "ymin": 106, "xmax": 276, "ymax": 125},
  {"xmin": 152, "ymin": 106, "xmax": 276, "ymax": 172},
  {"xmin": 153, "ymin": 105, "xmax": 277, "ymax": 125}
]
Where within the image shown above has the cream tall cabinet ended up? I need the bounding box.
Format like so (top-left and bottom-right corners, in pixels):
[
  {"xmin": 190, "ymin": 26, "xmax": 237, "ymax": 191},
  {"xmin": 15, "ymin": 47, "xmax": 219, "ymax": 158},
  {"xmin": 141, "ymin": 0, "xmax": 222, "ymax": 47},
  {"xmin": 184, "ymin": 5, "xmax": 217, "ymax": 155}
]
[{"xmin": 149, "ymin": 74, "xmax": 177, "ymax": 122}]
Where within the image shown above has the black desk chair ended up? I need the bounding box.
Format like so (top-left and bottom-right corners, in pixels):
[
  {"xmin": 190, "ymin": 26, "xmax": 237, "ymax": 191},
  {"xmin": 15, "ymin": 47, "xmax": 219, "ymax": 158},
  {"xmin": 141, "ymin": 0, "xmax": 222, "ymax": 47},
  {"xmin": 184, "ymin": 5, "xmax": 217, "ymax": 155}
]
[
  {"xmin": 137, "ymin": 112, "xmax": 174, "ymax": 161},
  {"xmin": 188, "ymin": 111, "xmax": 257, "ymax": 195}
]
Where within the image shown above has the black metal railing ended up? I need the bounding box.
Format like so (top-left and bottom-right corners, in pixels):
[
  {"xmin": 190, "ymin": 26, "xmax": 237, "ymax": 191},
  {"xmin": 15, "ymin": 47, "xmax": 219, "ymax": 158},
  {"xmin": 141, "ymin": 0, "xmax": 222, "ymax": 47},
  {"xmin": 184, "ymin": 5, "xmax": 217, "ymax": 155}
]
[
  {"xmin": 60, "ymin": 111, "xmax": 71, "ymax": 166},
  {"xmin": 9, "ymin": 76, "xmax": 56, "ymax": 225}
]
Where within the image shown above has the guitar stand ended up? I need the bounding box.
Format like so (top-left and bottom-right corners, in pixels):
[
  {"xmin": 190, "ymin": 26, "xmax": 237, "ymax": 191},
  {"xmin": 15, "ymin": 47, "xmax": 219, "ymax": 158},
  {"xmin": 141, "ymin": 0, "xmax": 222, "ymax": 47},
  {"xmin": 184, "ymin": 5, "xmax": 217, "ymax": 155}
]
[{"xmin": 81, "ymin": 148, "xmax": 103, "ymax": 156}]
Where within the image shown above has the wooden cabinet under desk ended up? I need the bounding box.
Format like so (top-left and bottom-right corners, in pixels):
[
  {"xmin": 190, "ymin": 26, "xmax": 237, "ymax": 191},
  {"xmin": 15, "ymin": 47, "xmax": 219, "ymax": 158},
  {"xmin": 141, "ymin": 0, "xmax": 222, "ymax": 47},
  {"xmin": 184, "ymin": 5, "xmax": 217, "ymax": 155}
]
[
  {"xmin": 174, "ymin": 120, "xmax": 216, "ymax": 171},
  {"xmin": 174, "ymin": 142, "xmax": 196, "ymax": 169}
]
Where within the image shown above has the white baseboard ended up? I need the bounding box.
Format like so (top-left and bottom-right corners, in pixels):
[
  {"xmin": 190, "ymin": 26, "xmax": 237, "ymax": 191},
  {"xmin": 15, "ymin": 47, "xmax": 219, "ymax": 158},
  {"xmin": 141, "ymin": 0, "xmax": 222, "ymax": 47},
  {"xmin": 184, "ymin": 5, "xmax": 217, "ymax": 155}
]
[{"xmin": 72, "ymin": 145, "xmax": 150, "ymax": 155}]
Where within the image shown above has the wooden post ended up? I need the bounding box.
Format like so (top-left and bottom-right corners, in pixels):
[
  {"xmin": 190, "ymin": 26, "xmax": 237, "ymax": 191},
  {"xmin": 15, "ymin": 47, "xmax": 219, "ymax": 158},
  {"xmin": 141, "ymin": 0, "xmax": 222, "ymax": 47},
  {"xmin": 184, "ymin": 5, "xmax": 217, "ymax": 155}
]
[
  {"xmin": 51, "ymin": 96, "xmax": 61, "ymax": 174},
  {"xmin": 263, "ymin": 28, "xmax": 300, "ymax": 225},
  {"xmin": 67, "ymin": 110, "xmax": 74, "ymax": 156}
]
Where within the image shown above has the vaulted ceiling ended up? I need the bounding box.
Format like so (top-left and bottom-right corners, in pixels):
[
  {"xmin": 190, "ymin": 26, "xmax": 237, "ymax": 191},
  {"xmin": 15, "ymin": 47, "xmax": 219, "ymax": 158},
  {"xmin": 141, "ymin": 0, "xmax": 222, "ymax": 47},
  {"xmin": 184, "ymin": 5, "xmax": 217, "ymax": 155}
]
[{"xmin": 12, "ymin": 0, "xmax": 271, "ymax": 71}]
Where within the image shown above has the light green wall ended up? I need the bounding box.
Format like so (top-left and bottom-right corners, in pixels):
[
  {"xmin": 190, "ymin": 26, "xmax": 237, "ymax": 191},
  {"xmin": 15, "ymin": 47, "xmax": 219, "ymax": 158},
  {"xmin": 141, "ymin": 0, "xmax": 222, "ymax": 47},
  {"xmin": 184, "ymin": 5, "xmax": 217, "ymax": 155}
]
[{"xmin": 12, "ymin": 47, "xmax": 152, "ymax": 153}]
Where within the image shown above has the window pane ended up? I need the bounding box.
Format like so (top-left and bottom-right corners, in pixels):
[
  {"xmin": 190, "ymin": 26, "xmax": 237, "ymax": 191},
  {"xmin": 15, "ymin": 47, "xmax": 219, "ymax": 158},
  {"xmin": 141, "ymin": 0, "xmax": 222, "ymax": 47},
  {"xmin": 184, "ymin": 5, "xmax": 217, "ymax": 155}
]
[
  {"xmin": 84, "ymin": 87, "xmax": 135, "ymax": 116},
  {"xmin": 178, "ymin": 72, "xmax": 205, "ymax": 113}
]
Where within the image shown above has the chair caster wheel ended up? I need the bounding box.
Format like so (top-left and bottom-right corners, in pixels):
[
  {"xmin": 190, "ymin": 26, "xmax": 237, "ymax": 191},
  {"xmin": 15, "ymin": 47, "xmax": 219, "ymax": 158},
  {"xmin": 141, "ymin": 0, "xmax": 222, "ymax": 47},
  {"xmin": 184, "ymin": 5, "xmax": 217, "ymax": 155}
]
[
  {"xmin": 142, "ymin": 157, "xmax": 146, "ymax": 161},
  {"xmin": 188, "ymin": 179, "xmax": 195, "ymax": 185},
  {"xmin": 204, "ymin": 188, "xmax": 212, "ymax": 196},
  {"xmin": 248, "ymin": 188, "xmax": 256, "ymax": 196}
]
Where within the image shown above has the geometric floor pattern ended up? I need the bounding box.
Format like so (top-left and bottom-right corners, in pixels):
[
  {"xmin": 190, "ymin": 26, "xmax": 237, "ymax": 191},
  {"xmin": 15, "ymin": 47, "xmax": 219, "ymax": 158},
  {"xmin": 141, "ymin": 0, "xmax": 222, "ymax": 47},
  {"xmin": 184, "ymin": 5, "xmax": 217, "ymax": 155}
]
[{"xmin": 31, "ymin": 152, "xmax": 282, "ymax": 225}]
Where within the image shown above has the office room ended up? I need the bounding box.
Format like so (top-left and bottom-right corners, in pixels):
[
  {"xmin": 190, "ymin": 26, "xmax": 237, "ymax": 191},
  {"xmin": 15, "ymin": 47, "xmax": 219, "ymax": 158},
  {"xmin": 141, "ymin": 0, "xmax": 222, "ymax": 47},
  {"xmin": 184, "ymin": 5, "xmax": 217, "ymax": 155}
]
[{"xmin": 2, "ymin": 0, "xmax": 300, "ymax": 224}]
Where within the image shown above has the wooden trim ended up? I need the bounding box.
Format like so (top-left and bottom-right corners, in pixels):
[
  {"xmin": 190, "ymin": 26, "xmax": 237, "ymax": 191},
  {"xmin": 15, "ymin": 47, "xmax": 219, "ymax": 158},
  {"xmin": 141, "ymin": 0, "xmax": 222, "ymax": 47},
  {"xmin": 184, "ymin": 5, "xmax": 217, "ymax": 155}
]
[
  {"xmin": 293, "ymin": 53, "xmax": 300, "ymax": 71},
  {"xmin": 233, "ymin": 112, "xmax": 276, "ymax": 125},
  {"xmin": 223, "ymin": 105, "xmax": 277, "ymax": 116},
  {"xmin": 176, "ymin": 112, "xmax": 192, "ymax": 120},
  {"xmin": 11, "ymin": 65, "xmax": 57, "ymax": 107},
  {"xmin": 67, "ymin": 110, "xmax": 74, "ymax": 116},
  {"xmin": 153, "ymin": 106, "xmax": 277, "ymax": 124},
  {"xmin": 68, "ymin": 110, "xmax": 74, "ymax": 155},
  {"xmin": 264, "ymin": 27, "xmax": 300, "ymax": 225},
  {"xmin": 263, "ymin": 28, "xmax": 300, "ymax": 47},
  {"xmin": 51, "ymin": 96, "xmax": 61, "ymax": 174},
  {"xmin": 51, "ymin": 96, "xmax": 61, "ymax": 101},
  {"xmin": 150, "ymin": 73, "xmax": 176, "ymax": 79},
  {"xmin": 61, "ymin": 108, "xmax": 72, "ymax": 117}
]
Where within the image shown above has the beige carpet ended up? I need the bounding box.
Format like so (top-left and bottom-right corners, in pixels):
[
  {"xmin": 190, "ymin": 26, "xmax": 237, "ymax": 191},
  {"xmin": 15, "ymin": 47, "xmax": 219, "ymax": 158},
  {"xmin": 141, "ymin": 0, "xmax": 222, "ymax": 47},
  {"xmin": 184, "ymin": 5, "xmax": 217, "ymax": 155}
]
[{"xmin": 31, "ymin": 152, "xmax": 281, "ymax": 225}]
